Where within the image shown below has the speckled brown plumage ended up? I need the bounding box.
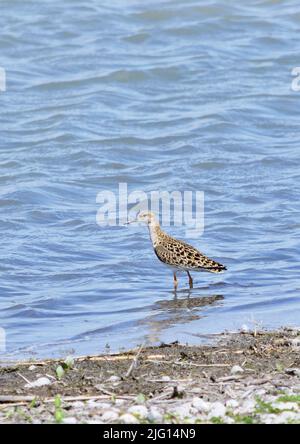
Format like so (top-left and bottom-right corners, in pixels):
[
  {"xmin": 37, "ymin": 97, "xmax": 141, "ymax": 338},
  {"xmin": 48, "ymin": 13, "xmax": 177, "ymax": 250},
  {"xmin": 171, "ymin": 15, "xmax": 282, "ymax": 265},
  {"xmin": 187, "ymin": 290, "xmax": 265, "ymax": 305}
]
[{"xmin": 153, "ymin": 226, "xmax": 226, "ymax": 273}]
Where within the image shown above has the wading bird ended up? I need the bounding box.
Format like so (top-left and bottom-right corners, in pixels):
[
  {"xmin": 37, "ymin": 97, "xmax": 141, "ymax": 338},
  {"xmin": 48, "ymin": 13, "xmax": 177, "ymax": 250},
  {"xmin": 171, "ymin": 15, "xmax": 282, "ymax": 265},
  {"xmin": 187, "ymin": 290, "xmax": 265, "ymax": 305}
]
[{"xmin": 126, "ymin": 211, "xmax": 226, "ymax": 290}]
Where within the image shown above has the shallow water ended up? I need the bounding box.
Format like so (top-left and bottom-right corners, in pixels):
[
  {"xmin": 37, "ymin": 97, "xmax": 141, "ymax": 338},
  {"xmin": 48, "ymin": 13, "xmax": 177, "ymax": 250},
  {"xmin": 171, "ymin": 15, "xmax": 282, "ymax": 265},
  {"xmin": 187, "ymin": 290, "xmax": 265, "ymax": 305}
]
[{"xmin": 0, "ymin": 0, "xmax": 300, "ymax": 360}]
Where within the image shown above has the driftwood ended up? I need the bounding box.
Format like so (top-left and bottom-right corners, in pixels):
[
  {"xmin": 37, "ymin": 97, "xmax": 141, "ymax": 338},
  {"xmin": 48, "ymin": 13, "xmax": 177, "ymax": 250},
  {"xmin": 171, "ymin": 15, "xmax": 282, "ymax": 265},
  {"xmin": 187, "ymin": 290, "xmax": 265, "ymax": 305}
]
[
  {"xmin": 125, "ymin": 343, "xmax": 145, "ymax": 378},
  {"xmin": 146, "ymin": 359, "xmax": 232, "ymax": 368},
  {"xmin": 0, "ymin": 393, "xmax": 135, "ymax": 407}
]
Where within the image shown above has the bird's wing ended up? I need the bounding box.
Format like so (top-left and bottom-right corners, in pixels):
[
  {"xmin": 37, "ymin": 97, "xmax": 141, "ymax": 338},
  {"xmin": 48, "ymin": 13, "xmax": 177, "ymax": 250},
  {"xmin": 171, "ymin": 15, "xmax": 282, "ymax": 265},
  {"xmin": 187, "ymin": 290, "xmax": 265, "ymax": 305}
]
[{"xmin": 154, "ymin": 238, "xmax": 226, "ymax": 272}]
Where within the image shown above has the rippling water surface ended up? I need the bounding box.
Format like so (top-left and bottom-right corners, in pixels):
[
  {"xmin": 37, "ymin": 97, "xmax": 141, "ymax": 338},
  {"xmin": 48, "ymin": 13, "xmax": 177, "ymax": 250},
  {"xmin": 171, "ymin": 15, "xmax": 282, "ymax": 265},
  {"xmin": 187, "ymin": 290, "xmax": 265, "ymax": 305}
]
[{"xmin": 1, "ymin": 0, "xmax": 300, "ymax": 360}]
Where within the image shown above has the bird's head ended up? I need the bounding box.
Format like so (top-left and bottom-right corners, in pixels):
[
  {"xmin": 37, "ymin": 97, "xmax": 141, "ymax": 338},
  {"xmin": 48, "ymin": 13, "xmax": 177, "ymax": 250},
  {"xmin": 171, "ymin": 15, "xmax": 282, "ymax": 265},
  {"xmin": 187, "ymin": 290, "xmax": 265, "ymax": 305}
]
[
  {"xmin": 136, "ymin": 211, "xmax": 156, "ymax": 224},
  {"xmin": 125, "ymin": 211, "xmax": 157, "ymax": 225}
]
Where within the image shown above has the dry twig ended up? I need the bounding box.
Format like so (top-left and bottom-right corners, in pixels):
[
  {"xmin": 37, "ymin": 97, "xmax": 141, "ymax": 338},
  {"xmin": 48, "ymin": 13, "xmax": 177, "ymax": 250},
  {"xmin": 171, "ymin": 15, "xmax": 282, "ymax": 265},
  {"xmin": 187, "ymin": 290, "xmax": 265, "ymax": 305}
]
[{"xmin": 125, "ymin": 343, "xmax": 145, "ymax": 378}]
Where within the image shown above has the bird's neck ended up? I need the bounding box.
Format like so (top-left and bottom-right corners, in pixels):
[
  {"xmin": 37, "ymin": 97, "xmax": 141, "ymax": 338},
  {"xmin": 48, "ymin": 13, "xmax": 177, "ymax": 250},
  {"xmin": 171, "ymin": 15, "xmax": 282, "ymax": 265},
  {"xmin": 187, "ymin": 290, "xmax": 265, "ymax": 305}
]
[{"xmin": 148, "ymin": 220, "xmax": 162, "ymax": 247}]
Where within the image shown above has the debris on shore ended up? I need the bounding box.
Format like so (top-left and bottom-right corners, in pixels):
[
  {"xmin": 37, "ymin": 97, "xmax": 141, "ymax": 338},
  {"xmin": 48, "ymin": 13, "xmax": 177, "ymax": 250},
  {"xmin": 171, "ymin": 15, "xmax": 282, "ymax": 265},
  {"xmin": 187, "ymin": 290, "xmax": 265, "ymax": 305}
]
[{"xmin": 1, "ymin": 329, "xmax": 300, "ymax": 424}]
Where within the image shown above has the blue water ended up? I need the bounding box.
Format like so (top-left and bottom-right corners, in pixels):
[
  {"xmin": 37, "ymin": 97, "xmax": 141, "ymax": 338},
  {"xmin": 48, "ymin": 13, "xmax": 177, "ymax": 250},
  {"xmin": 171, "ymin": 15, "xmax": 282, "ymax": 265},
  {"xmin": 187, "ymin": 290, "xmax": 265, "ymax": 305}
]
[{"xmin": 1, "ymin": 0, "xmax": 300, "ymax": 360}]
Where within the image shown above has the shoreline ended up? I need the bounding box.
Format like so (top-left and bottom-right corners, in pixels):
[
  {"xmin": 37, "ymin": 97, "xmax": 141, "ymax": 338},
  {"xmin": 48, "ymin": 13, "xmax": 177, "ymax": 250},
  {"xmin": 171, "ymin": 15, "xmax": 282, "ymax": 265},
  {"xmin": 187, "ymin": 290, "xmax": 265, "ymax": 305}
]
[{"xmin": 1, "ymin": 328, "xmax": 300, "ymax": 424}]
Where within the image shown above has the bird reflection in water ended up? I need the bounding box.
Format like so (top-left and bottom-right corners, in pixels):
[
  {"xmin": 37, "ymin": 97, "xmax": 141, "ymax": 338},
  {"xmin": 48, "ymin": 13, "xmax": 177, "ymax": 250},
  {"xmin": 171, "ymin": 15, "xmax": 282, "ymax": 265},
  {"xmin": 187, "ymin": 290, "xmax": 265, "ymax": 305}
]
[{"xmin": 139, "ymin": 292, "xmax": 224, "ymax": 343}]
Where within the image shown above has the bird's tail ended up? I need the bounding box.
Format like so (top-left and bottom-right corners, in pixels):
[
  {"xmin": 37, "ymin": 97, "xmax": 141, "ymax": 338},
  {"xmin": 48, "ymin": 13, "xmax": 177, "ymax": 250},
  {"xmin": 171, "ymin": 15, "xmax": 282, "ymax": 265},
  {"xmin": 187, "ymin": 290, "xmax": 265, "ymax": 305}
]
[{"xmin": 206, "ymin": 263, "xmax": 227, "ymax": 273}]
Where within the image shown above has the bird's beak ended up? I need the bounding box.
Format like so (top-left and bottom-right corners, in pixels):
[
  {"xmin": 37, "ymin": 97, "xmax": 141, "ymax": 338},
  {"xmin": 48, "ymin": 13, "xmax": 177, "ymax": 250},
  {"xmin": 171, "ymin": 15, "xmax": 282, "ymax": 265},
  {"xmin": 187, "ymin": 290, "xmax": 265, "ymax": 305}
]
[{"xmin": 124, "ymin": 219, "xmax": 137, "ymax": 225}]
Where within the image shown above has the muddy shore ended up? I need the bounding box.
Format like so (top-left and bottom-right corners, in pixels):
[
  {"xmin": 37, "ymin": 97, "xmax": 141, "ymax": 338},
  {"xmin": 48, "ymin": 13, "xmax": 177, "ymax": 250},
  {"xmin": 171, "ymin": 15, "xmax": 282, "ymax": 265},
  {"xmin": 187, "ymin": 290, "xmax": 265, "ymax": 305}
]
[{"xmin": 1, "ymin": 329, "xmax": 300, "ymax": 424}]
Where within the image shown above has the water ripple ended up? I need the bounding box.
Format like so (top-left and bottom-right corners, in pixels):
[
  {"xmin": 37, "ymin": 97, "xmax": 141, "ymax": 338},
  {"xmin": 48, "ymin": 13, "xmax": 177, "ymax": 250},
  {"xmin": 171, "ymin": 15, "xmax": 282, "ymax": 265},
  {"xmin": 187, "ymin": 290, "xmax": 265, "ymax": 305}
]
[{"xmin": 0, "ymin": 0, "xmax": 300, "ymax": 360}]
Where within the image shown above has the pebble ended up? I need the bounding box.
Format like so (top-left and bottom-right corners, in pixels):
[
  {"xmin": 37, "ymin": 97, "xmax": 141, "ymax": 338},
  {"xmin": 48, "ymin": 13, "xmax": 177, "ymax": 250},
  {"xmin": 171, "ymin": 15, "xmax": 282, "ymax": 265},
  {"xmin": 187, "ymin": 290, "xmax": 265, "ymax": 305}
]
[
  {"xmin": 119, "ymin": 413, "xmax": 139, "ymax": 424},
  {"xmin": 261, "ymin": 414, "xmax": 277, "ymax": 425},
  {"xmin": 273, "ymin": 402, "xmax": 298, "ymax": 411},
  {"xmin": 161, "ymin": 375, "xmax": 171, "ymax": 382},
  {"xmin": 238, "ymin": 399, "xmax": 256, "ymax": 414},
  {"xmin": 63, "ymin": 417, "xmax": 78, "ymax": 424},
  {"xmin": 24, "ymin": 377, "xmax": 52, "ymax": 388},
  {"xmin": 255, "ymin": 389, "xmax": 266, "ymax": 396},
  {"xmin": 192, "ymin": 397, "xmax": 210, "ymax": 413},
  {"xmin": 275, "ymin": 411, "xmax": 300, "ymax": 424},
  {"xmin": 171, "ymin": 403, "xmax": 192, "ymax": 418},
  {"xmin": 72, "ymin": 401, "xmax": 85, "ymax": 409},
  {"xmin": 290, "ymin": 338, "xmax": 300, "ymax": 348},
  {"xmin": 107, "ymin": 375, "xmax": 121, "ymax": 383},
  {"xmin": 226, "ymin": 399, "xmax": 239, "ymax": 409},
  {"xmin": 285, "ymin": 368, "xmax": 300, "ymax": 376},
  {"xmin": 96, "ymin": 402, "xmax": 112, "ymax": 410},
  {"xmin": 115, "ymin": 399, "xmax": 126, "ymax": 406},
  {"xmin": 32, "ymin": 419, "xmax": 43, "ymax": 424},
  {"xmin": 262, "ymin": 411, "xmax": 299, "ymax": 424},
  {"xmin": 230, "ymin": 365, "xmax": 244, "ymax": 375},
  {"xmin": 128, "ymin": 405, "xmax": 148, "ymax": 418},
  {"xmin": 209, "ymin": 402, "xmax": 226, "ymax": 418},
  {"xmin": 101, "ymin": 410, "xmax": 119, "ymax": 422},
  {"xmin": 87, "ymin": 401, "xmax": 111, "ymax": 409},
  {"xmin": 225, "ymin": 417, "xmax": 236, "ymax": 424},
  {"xmin": 148, "ymin": 406, "xmax": 162, "ymax": 422},
  {"xmin": 288, "ymin": 329, "xmax": 300, "ymax": 337},
  {"xmin": 88, "ymin": 419, "xmax": 102, "ymax": 424},
  {"xmin": 189, "ymin": 407, "xmax": 198, "ymax": 415}
]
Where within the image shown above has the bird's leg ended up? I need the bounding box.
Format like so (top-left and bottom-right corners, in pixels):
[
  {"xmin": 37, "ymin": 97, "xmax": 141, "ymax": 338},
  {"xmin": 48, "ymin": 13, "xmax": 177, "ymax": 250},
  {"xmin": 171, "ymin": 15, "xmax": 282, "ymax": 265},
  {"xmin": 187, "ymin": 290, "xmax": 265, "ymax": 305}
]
[
  {"xmin": 173, "ymin": 272, "xmax": 178, "ymax": 290},
  {"xmin": 187, "ymin": 271, "xmax": 193, "ymax": 289}
]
